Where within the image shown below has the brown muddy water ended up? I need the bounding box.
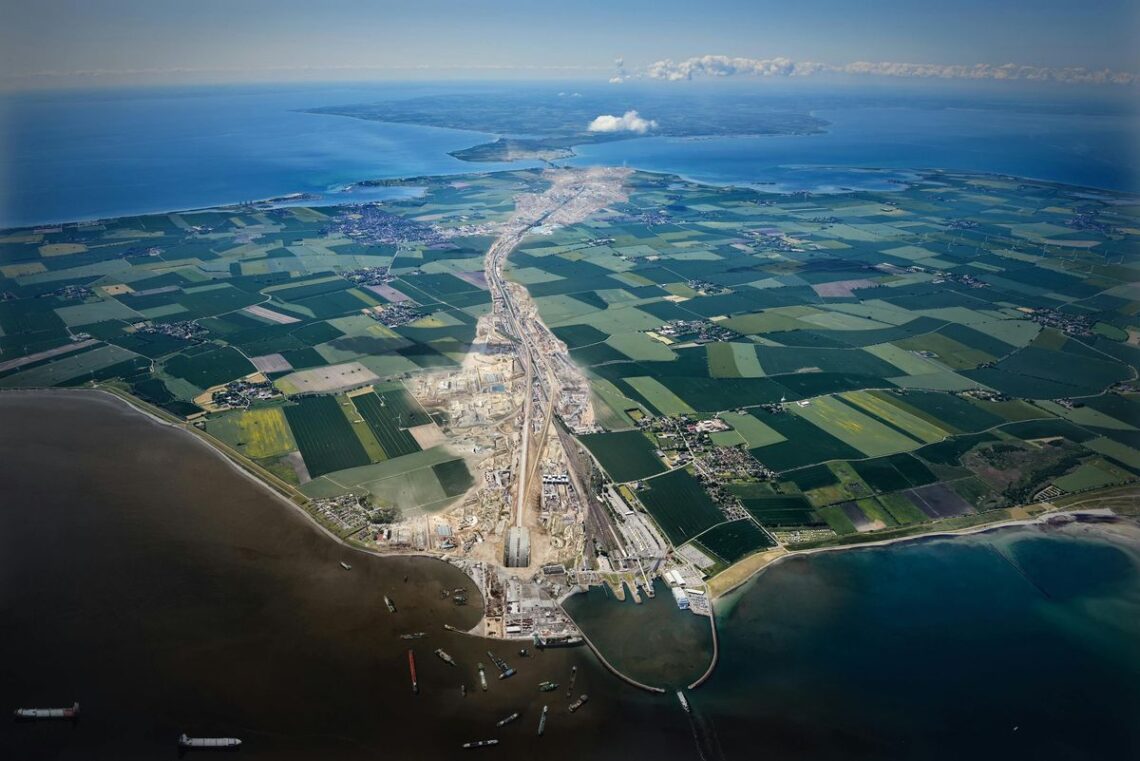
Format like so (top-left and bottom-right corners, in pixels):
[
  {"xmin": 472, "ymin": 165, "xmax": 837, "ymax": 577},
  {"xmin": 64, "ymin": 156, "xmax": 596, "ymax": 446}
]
[{"xmin": 0, "ymin": 391, "xmax": 692, "ymax": 760}]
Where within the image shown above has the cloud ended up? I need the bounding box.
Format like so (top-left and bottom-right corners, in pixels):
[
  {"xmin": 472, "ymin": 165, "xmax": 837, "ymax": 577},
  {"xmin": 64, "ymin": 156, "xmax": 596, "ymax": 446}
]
[
  {"xmin": 587, "ymin": 110, "xmax": 658, "ymax": 134},
  {"xmin": 608, "ymin": 76, "xmax": 625, "ymax": 84},
  {"xmin": 640, "ymin": 55, "xmax": 1137, "ymax": 86}
]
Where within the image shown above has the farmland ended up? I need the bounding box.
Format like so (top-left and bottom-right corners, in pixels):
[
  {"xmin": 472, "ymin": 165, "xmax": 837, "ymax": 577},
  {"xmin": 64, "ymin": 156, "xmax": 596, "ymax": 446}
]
[
  {"xmin": 1, "ymin": 166, "xmax": 1138, "ymax": 579},
  {"xmin": 352, "ymin": 391, "xmax": 422, "ymax": 458},
  {"xmin": 283, "ymin": 396, "xmax": 372, "ymax": 478},
  {"xmin": 636, "ymin": 468, "xmax": 726, "ymax": 546}
]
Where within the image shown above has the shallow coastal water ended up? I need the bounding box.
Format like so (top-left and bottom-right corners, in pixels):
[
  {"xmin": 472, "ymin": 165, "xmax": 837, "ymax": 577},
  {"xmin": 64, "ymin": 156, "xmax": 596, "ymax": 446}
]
[
  {"xmin": 0, "ymin": 392, "xmax": 679, "ymax": 760},
  {"xmin": 2, "ymin": 391, "xmax": 1138, "ymax": 759},
  {"xmin": 699, "ymin": 528, "xmax": 1140, "ymax": 760}
]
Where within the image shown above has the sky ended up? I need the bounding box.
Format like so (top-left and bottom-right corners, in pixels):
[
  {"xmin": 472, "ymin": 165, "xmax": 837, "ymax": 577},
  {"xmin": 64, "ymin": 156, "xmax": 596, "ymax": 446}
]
[{"xmin": 1, "ymin": 0, "xmax": 1137, "ymax": 89}]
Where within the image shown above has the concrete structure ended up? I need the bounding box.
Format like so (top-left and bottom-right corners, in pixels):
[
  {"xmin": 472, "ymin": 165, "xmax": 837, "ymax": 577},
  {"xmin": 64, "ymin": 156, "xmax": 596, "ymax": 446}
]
[{"xmin": 504, "ymin": 526, "xmax": 530, "ymax": 567}]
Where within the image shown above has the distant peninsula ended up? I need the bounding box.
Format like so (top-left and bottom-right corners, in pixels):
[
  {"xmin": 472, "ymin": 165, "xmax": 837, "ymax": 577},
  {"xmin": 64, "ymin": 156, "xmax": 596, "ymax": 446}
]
[{"xmin": 304, "ymin": 91, "xmax": 829, "ymax": 163}]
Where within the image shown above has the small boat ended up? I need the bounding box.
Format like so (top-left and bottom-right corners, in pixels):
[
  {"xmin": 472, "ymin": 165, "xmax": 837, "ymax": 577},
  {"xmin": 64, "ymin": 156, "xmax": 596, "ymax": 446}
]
[
  {"xmin": 435, "ymin": 648, "xmax": 456, "ymax": 666},
  {"xmin": 496, "ymin": 712, "xmax": 519, "ymax": 727},
  {"xmin": 178, "ymin": 734, "xmax": 242, "ymax": 749},
  {"xmin": 498, "ymin": 668, "xmax": 515, "ymax": 680},
  {"xmin": 14, "ymin": 702, "xmax": 79, "ymax": 720},
  {"xmin": 384, "ymin": 596, "xmax": 396, "ymax": 613},
  {"xmin": 339, "ymin": 561, "xmax": 352, "ymax": 571},
  {"xmin": 462, "ymin": 739, "xmax": 499, "ymax": 749},
  {"xmin": 461, "ymin": 684, "xmax": 467, "ymax": 697},
  {"xmin": 568, "ymin": 694, "xmax": 589, "ymax": 713},
  {"xmin": 399, "ymin": 632, "xmax": 426, "ymax": 640},
  {"xmin": 538, "ymin": 681, "xmax": 558, "ymax": 692},
  {"xmin": 676, "ymin": 689, "xmax": 690, "ymax": 713}
]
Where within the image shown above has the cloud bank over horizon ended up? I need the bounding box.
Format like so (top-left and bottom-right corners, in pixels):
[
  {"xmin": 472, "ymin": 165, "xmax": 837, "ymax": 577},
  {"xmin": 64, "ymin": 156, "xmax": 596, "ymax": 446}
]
[
  {"xmin": 587, "ymin": 110, "xmax": 658, "ymax": 134},
  {"xmin": 625, "ymin": 55, "xmax": 1137, "ymax": 86}
]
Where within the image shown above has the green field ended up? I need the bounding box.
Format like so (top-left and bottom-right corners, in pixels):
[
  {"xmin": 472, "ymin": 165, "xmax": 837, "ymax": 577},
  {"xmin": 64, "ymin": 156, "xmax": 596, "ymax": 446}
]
[
  {"xmin": 352, "ymin": 392, "xmax": 422, "ymax": 458},
  {"xmin": 580, "ymin": 430, "xmax": 666, "ymax": 482},
  {"xmin": 738, "ymin": 495, "xmax": 822, "ymax": 527},
  {"xmin": 792, "ymin": 396, "xmax": 922, "ymax": 458},
  {"xmin": 636, "ymin": 469, "xmax": 725, "ymax": 546},
  {"xmin": 205, "ymin": 406, "xmax": 297, "ymax": 459},
  {"xmin": 163, "ymin": 346, "xmax": 254, "ymax": 389},
  {"xmin": 2, "ymin": 166, "xmax": 1139, "ymax": 560},
  {"xmin": 691, "ymin": 519, "xmax": 774, "ymax": 564},
  {"xmin": 283, "ymin": 396, "xmax": 372, "ymax": 478}
]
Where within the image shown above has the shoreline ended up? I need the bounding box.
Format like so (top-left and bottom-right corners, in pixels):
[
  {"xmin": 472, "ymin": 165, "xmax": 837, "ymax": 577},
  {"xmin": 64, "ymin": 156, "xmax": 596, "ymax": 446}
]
[
  {"xmin": 711, "ymin": 508, "xmax": 1139, "ymax": 604},
  {"xmin": 3, "ymin": 386, "xmax": 1137, "ymax": 702},
  {"xmin": 6, "ymin": 160, "xmax": 1136, "ymax": 233}
]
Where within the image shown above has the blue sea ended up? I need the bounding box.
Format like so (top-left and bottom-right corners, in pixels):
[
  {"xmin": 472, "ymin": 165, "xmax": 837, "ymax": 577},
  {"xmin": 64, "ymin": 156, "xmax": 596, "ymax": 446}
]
[{"xmin": 2, "ymin": 82, "xmax": 1138, "ymax": 228}]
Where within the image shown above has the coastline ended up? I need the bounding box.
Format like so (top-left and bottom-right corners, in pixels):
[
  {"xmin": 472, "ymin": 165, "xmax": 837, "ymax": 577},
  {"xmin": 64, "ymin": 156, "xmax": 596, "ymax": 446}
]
[
  {"xmin": 710, "ymin": 507, "xmax": 1140, "ymax": 605},
  {"xmin": 4, "ymin": 385, "xmax": 1137, "ymax": 704}
]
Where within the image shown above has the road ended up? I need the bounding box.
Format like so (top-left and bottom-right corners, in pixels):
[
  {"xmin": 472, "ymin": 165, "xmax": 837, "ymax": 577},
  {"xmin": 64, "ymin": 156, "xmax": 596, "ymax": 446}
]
[{"xmin": 481, "ymin": 169, "xmax": 628, "ymax": 532}]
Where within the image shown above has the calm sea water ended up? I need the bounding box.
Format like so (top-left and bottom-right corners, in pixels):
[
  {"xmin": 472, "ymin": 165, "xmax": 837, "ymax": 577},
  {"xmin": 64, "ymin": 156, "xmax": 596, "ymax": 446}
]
[
  {"xmin": 698, "ymin": 529, "xmax": 1140, "ymax": 760},
  {"xmin": 0, "ymin": 84, "xmax": 542, "ymax": 228},
  {"xmin": 2, "ymin": 393, "xmax": 1138, "ymax": 759},
  {"xmin": 566, "ymin": 105, "xmax": 1140, "ymax": 194},
  {"xmin": 2, "ymin": 82, "xmax": 1137, "ymax": 228}
]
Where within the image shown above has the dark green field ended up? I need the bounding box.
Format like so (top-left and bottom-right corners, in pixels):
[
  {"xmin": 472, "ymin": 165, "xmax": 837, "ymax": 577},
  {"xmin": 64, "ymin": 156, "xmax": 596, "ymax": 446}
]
[
  {"xmin": 432, "ymin": 459, "xmax": 473, "ymax": 498},
  {"xmin": 163, "ymin": 345, "xmax": 253, "ymax": 388},
  {"xmin": 284, "ymin": 396, "xmax": 372, "ymax": 477},
  {"xmin": 636, "ymin": 469, "xmax": 725, "ymax": 546},
  {"xmin": 352, "ymin": 392, "xmax": 422, "ymax": 459},
  {"xmin": 375, "ymin": 385, "xmax": 432, "ymax": 427},
  {"xmin": 580, "ymin": 430, "xmax": 666, "ymax": 482},
  {"xmin": 692, "ymin": 519, "xmax": 774, "ymax": 564},
  {"xmin": 738, "ymin": 495, "xmax": 823, "ymax": 527}
]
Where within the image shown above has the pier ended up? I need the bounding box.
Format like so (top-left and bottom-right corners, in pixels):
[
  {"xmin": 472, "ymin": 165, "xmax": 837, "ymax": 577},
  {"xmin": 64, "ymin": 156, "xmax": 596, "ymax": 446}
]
[{"xmin": 686, "ymin": 597, "xmax": 719, "ymax": 690}]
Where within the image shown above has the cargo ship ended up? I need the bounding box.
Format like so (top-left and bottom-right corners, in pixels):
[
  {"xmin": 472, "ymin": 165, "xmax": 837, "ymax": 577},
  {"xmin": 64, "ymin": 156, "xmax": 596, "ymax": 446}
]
[
  {"xmin": 13, "ymin": 702, "xmax": 79, "ymax": 720},
  {"xmin": 487, "ymin": 650, "xmax": 514, "ymax": 679},
  {"xmin": 384, "ymin": 596, "xmax": 397, "ymax": 613},
  {"xmin": 533, "ymin": 633, "xmax": 583, "ymax": 649},
  {"xmin": 537, "ymin": 705, "xmax": 548, "ymax": 736},
  {"xmin": 568, "ymin": 694, "xmax": 589, "ymax": 713},
  {"xmin": 408, "ymin": 649, "xmax": 419, "ymax": 694},
  {"xmin": 477, "ymin": 663, "xmax": 488, "ymax": 691},
  {"xmin": 339, "ymin": 561, "xmax": 352, "ymax": 571},
  {"xmin": 566, "ymin": 665, "xmax": 577, "ymax": 697},
  {"xmin": 538, "ymin": 681, "xmax": 558, "ymax": 692},
  {"xmin": 399, "ymin": 632, "xmax": 426, "ymax": 640},
  {"xmin": 462, "ymin": 739, "xmax": 499, "ymax": 749},
  {"xmin": 178, "ymin": 734, "xmax": 242, "ymax": 749},
  {"xmin": 435, "ymin": 648, "xmax": 456, "ymax": 666},
  {"xmin": 496, "ymin": 712, "xmax": 519, "ymax": 727}
]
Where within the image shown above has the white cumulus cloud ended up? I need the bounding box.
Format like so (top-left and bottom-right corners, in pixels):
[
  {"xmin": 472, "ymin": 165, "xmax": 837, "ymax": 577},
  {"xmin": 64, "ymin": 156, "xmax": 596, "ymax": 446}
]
[
  {"xmin": 587, "ymin": 110, "xmax": 658, "ymax": 134},
  {"xmin": 639, "ymin": 54, "xmax": 1136, "ymax": 86}
]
